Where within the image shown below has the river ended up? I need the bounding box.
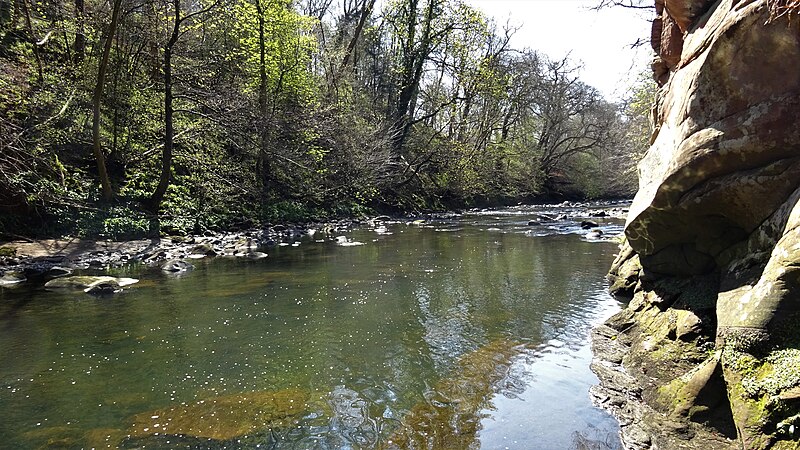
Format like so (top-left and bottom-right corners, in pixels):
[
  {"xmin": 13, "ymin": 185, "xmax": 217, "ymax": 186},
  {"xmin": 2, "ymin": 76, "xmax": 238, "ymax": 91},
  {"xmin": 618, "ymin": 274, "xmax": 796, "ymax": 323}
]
[{"xmin": 0, "ymin": 205, "xmax": 625, "ymax": 449}]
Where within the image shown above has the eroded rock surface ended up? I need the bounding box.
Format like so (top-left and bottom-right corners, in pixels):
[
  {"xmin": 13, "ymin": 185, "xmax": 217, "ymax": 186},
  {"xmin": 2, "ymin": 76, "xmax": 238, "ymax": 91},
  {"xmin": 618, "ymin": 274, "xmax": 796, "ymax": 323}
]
[{"xmin": 597, "ymin": 1, "xmax": 800, "ymax": 449}]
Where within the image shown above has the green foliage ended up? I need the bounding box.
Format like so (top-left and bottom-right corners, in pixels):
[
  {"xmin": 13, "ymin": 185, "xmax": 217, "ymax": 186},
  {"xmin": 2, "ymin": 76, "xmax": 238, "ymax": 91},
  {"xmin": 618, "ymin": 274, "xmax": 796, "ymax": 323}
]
[
  {"xmin": 232, "ymin": 0, "xmax": 318, "ymax": 103},
  {"xmin": 261, "ymin": 200, "xmax": 320, "ymax": 223},
  {"xmin": 0, "ymin": 0, "xmax": 648, "ymax": 240}
]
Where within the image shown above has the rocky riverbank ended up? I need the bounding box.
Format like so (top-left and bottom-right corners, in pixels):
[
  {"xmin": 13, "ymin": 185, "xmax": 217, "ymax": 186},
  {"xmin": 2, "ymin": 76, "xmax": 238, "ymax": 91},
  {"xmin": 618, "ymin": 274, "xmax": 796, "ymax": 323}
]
[
  {"xmin": 0, "ymin": 200, "xmax": 628, "ymax": 291},
  {"xmin": 0, "ymin": 220, "xmax": 357, "ymax": 287},
  {"xmin": 592, "ymin": 0, "xmax": 800, "ymax": 448}
]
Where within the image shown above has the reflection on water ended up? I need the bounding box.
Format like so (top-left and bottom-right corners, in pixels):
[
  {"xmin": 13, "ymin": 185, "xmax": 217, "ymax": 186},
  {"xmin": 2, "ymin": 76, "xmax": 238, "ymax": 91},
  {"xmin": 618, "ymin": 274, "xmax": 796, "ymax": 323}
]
[{"xmin": 0, "ymin": 205, "xmax": 623, "ymax": 449}]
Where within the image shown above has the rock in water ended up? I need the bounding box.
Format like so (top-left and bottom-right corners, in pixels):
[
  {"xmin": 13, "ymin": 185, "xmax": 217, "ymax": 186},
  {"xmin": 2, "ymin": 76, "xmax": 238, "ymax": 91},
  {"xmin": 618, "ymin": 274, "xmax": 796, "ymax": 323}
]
[
  {"xmin": 0, "ymin": 271, "xmax": 26, "ymax": 285},
  {"xmin": 386, "ymin": 339, "xmax": 523, "ymax": 449},
  {"xmin": 84, "ymin": 280, "xmax": 121, "ymax": 295},
  {"xmin": 161, "ymin": 259, "xmax": 194, "ymax": 273},
  {"xmin": 44, "ymin": 276, "xmax": 139, "ymax": 291}
]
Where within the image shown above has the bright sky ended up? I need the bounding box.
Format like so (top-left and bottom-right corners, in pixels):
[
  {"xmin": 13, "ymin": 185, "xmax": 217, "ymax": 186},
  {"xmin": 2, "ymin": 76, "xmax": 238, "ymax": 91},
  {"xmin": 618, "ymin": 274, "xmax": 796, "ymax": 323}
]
[{"xmin": 465, "ymin": 0, "xmax": 654, "ymax": 100}]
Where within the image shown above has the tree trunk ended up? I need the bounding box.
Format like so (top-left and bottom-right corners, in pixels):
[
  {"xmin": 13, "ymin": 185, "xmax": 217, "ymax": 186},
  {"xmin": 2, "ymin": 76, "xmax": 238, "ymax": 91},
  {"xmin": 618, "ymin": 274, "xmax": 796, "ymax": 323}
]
[
  {"xmin": 391, "ymin": 0, "xmax": 436, "ymax": 153},
  {"xmin": 254, "ymin": 0, "xmax": 271, "ymax": 196},
  {"xmin": 73, "ymin": 0, "xmax": 85, "ymax": 63},
  {"xmin": 20, "ymin": 0, "xmax": 43, "ymax": 84},
  {"xmin": 339, "ymin": 0, "xmax": 376, "ymax": 72},
  {"xmin": 149, "ymin": 0, "xmax": 181, "ymax": 214},
  {"xmin": 91, "ymin": 0, "xmax": 121, "ymax": 202}
]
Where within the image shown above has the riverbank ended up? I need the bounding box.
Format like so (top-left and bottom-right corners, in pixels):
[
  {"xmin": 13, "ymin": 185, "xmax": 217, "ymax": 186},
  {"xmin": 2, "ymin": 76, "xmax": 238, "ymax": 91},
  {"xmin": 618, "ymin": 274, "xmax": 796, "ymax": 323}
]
[{"xmin": 0, "ymin": 200, "xmax": 629, "ymax": 288}]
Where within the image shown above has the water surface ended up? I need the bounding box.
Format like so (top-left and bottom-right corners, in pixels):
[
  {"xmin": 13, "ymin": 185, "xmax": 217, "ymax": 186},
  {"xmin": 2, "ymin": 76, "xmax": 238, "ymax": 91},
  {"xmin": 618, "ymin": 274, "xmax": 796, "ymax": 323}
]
[{"xmin": 0, "ymin": 205, "xmax": 624, "ymax": 449}]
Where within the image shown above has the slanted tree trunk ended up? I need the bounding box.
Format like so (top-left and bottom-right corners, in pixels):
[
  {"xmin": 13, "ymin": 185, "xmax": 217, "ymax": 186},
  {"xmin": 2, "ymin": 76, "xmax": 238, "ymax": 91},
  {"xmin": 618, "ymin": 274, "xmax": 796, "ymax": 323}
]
[
  {"xmin": 339, "ymin": 0, "xmax": 376, "ymax": 72},
  {"xmin": 91, "ymin": 0, "xmax": 121, "ymax": 202}
]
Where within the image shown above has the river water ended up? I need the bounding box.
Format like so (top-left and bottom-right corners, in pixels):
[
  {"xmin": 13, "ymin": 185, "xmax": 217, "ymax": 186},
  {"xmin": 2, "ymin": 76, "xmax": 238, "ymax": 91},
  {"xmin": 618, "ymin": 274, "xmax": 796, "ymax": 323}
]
[{"xmin": 0, "ymin": 205, "xmax": 625, "ymax": 449}]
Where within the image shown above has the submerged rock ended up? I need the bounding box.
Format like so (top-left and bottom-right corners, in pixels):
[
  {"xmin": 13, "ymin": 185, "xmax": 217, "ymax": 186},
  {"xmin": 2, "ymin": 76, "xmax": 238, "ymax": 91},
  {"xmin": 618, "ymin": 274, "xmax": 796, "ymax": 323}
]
[
  {"xmin": 386, "ymin": 339, "xmax": 524, "ymax": 449},
  {"xmin": 127, "ymin": 389, "xmax": 310, "ymax": 441}
]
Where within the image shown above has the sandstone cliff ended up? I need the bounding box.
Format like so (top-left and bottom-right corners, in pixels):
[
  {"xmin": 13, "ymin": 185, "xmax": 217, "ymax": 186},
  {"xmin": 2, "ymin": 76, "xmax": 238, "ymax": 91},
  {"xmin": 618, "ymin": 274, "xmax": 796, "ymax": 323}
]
[{"xmin": 594, "ymin": 1, "xmax": 800, "ymax": 449}]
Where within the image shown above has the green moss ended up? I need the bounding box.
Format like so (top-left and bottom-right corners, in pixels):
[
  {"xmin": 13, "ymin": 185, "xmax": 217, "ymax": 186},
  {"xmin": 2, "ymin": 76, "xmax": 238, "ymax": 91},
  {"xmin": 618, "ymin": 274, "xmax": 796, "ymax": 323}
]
[
  {"xmin": 0, "ymin": 246, "xmax": 16, "ymax": 257},
  {"xmin": 742, "ymin": 349, "xmax": 800, "ymax": 397}
]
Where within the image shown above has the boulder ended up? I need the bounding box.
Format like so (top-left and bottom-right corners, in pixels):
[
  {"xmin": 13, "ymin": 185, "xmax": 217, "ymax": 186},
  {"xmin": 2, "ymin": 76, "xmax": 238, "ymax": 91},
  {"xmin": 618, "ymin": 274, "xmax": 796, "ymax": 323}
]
[
  {"xmin": 161, "ymin": 259, "xmax": 194, "ymax": 273},
  {"xmin": 190, "ymin": 243, "xmax": 217, "ymax": 257},
  {"xmin": 0, "ymin": 271, "xmax": 26, "ymax": 285},
  {"xmin": 44, "ymin": 276, "xmax": 139, "ymax": 291},
  {"xmin": 596, "ymin": 1, "xmax": 800, "ymax": 448}
]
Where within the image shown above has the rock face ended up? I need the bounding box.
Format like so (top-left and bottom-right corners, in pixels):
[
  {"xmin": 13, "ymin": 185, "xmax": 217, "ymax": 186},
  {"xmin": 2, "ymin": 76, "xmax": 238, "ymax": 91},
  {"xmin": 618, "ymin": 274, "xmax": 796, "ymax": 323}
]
[{"xmin": 597, "ymin": 1, "xmax": 800, "ymax": 449}]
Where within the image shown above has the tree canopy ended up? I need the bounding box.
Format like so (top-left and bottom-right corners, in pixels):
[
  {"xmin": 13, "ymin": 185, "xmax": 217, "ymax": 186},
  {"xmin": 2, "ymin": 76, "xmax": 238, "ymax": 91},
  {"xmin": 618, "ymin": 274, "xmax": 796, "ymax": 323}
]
[{"xmin": 0, "ymin": 0, "xmax": 654, "ymax": 237}]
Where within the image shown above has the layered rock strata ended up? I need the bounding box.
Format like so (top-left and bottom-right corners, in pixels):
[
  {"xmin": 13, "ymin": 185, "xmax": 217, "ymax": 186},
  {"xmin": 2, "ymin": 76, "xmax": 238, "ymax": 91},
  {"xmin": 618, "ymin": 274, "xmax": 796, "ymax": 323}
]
[{"xmin": 595, "ymin": 1, "xmax": 800, "ymax": 448}]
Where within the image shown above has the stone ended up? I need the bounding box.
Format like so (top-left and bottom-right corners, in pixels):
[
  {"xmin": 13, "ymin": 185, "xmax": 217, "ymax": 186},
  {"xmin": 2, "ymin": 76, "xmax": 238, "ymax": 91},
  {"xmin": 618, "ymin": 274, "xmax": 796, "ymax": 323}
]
[
  {"xmin": 44, "ymin": 276, "xmax": 139, "ymax": 291},
  {"xmin": 659, "ymin": 13, "xmax": 684, "ymax": 70},
  {"xmin": 0, "ymin": 271, "xmax": 26, "ymax": 285},
  {"xmin": 664, "ymin": 0, "xmax": 716, "ymax": 32},
  {"xmin": 46, "ymin": 266, "xmax": 72, "ymax": 279},
  {"xmin": 237, "ymin": 251, "xmax": 267, "ymax": 260},
  {"xmin": 580, "ymin": 220, "xmax": 599, "ymax": 229},
  {"xmin": 84, "ymin": 280, "xmax": 121, "ymax": 295},
  {"xmin": 190, "ymin": 243, "xmax": 217, "ymax": 256},
  {"xmin": 608, "ymin": 248, "xmax": 641, "ymax": 298},
  {"xmin": 675, "ymin": 310, "xmax": 703, "ymax": 340},
  {"xmin": 161, "ymin": 259, "xmax": 194, "ymax": 273}
]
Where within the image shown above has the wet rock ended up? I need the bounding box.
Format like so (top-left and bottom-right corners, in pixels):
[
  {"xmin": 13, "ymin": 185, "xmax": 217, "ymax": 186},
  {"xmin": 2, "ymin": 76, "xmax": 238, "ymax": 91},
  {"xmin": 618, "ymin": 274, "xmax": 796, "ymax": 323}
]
[
  {"xmin": 0, "ymin": 271, "xmax": 26, "ymax": 285},
  {"xmin": 190, "ymin": 243, "xmax": 217, "ymax": 257},
  {"xmin": 334, "ymin": 236, "xmax": 365, "ymax": 247},
  {"xmin": 85, "ymin": 279, "xmax": 121, "ymax": 295},
  {"xmin": 45, "ymin": 266, "xmax": 72, "ymax": 278},
  {"xmin": 44, "ymin": 276, "xmax": 139, "ymax": 291},
  {"xmin": 585, "ymin": 229, "xmax": 604, "ymax": 240},
  {"xmin": 580, "ymin": 220, "xmax": 599, "ymax": 229},
  {"xmin": 238, "ymin": 251, "xmax": 267, "ymax": 260},
  {"xmin": 161, "ymin": 259, "xmax": 194, "ymax": 273}
]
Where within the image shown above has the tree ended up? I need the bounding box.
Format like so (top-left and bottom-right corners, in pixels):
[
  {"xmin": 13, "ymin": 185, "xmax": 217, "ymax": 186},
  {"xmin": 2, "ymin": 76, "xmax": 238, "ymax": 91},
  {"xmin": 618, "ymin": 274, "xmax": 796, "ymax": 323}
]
[
  {"xmin": 148, "ymin": 0, "xmax": 220, "ymax": 214},
  {"xmin": 91, "ymin": 0, "xmax": 122, "ymax": 202}
]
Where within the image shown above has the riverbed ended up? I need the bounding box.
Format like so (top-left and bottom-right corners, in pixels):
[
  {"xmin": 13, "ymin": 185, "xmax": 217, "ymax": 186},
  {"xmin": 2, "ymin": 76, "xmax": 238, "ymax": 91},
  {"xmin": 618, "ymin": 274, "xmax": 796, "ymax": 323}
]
[{"xmin": 0, "ymin": 205, "xmax": 625, "ymax": 449}]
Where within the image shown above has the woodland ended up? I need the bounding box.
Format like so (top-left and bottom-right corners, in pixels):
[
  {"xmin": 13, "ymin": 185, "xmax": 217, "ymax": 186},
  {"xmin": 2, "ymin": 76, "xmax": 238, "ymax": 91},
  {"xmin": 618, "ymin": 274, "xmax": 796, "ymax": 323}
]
[{"xmin": 0, "ymin": 0, "xmax": 653, "ymax": 237}]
